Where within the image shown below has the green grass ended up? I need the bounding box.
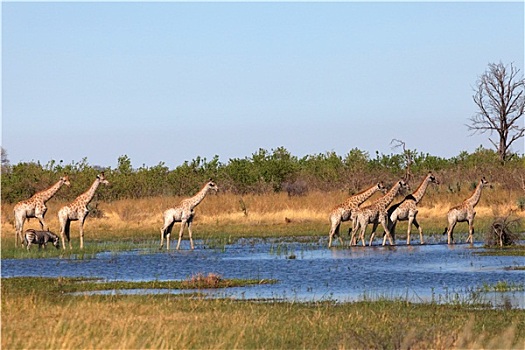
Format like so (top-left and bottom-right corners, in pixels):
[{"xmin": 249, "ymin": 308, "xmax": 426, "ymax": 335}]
[
  {"xmin": 479, "ymin": 281, "xmax": 525, "ymax": 293},
  {"xmin": 2, "ymin": 276, "xmax": 275, "ymax": 295},
  {"xmin": 475, "ymin": 245, "xmax": 525, "ymax": 256},
  {"xmin": 2, "ymin": 218, "xmax": 523, "ymax": 259},
  {"xmin": 0, "ymin": 238, "xmax": 154, "ymax": 259}
]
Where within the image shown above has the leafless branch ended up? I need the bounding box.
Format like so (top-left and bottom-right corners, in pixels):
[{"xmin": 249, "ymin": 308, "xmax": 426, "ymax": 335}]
[{"xmin": 468, "ymin": 62, "xmax": 525, "ymax": 163}]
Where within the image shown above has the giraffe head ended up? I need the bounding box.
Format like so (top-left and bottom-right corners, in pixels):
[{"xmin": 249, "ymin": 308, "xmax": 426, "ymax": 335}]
[
  {"xmin": 61, "ymin": 175, "xmax": 71, "ymax": 186},
  {"xmin": 398, "ymin": 179, "xmax": 409, "ymax": 193},
  {"xmin": 427, "ymin": 172, "xmax": 440, "ymax": 185},
  {"xmin": 377, "ymin": 181, "xmax": 387, "ymax": 193},
  {"xmin": 480, "ymin": 177, "xmax": 489, "ymax": 187},
  {"xmin": 206, "ymin": 179, "xmax": 219, "ymax": 193},
  {"xmin": 97, "ymin": 172, "xmax": 110, "ymax": 186}
]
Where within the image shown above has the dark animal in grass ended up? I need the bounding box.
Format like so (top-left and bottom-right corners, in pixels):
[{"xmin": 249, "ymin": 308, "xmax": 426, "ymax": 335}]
[{"xmin": 24, "ymin": 229, "xmax": 60, "ymax": 250}]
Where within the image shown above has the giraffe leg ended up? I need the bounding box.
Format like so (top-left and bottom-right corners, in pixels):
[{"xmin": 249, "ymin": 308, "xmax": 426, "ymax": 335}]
[
  {"xmin": 79, "ymin": 217, "xmax": 86, "ymax": 250},
  {"xmin": 159, "ymin": 227, "xmax": 165, "ymax": 249},
  {"xmin": 412, "ymin": 217, "xmax": 424, "ymax": 244},
  {"xmin": 328, "ymin": 222, "xmax": 337, "ymax": 248},
  {"xmin": 176, "ymin": 221, "xmax": 186, "ymax": 250},
  {"xmin": 446, "ymin": 222, "xmax": 456, "ymax": 245},
  {"xmin": 381, "ymin": 217, "xmax": 394, "ymax": 246},
  {"xmin": 59, "ymin": 216, "xmax": 69, "ymax": 250},
  {"xmin": 349, "ymin": 217, "xmax": 359, "ymax": 246},
  {"xmin": 187, "ymin": 220, "xmax": 195, "ymax": 250},
  {"xmin": 328, "ymin": 215, "xmax": 344, "ymax": 248},
  {"xmin": 406, "ymin": 215, "xmax": 414, "ymax": 245},
  {"xmin": 360, "ymin": 225, "xmax": 367, "ymax": 247},
  {"xmin": 160, "ymin": 220, "xmax": 174, "ymax": 250},
  {"xmin": 14, "ymin": 213, "xmax": 25, "ymax": 248},
  {"xmin": 389, "ymin": 219, "xmax": 397, "ymax": 243},
  {"xmin": 349, "ymin": 223, "xmax": 358, "ymax": 247},
  {"xmin": 467, "ymin": 218, "xmax": 475, "ymax": 244},
  {"xmin": 368, "ymin": 222, "xmax": 379, "ymax": 246}
]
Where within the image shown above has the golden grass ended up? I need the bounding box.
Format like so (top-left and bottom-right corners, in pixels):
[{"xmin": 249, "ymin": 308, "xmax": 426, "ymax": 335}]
[
  {"xmin": 2, "ymin": 190, "xmax": 524, "ymax": 242},
  {"xmin": 2, "ymin": 289, "xmax": 523, "ymax": 349}
]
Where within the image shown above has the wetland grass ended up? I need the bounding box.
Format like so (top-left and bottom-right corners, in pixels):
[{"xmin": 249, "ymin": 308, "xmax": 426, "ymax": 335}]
[
  {"xmin": 2, "ymin": 192, "xmax": 523, "ymax": 238},
  {"xmin": 2, "ymin": 277, "xmax": 524, "ymax": 349},
  {"xmin": 479, "ymin": 281, "xmax": 525, "ymax": 293}
]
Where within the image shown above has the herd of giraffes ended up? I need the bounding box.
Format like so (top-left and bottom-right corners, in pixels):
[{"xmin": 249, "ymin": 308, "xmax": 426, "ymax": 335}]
[
  {"xmin": 328, "ymin": 172, "xmax": 489, "ymax": 248},
  {"xmin": 12, "ymin": 172, "xmax": 489, "ymax": 250}
]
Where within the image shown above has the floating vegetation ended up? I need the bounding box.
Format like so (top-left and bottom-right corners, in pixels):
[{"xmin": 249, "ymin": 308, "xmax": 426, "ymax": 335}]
[
  {"xmin": 479, "ymin": 281, "xmax": 524, "ymax": 293},
  {"xmin": 1, "ymin": 276, "xmax": 277, "ymax": 295},
  {"xmin": 475, "ymin": 245, "xmax": 525, "ymax": 256},
  {"xmin": 504, "ymin": 266, "xmax": 525, "ymax": 271}
]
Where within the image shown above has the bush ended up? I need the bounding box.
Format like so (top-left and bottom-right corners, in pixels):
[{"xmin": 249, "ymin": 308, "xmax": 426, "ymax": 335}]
[
  {"xmin": 485, "ymin": 216, "xmax": 521, "ymax": 247},
  {"xmin": 1, "ymin": 148, "xmax": 523, "ymax": 203}
]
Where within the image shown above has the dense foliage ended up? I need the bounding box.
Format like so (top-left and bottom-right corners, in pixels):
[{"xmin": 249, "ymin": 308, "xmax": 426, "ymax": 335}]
[{"xmin": 1, "ymin": 146, "xmax": 524, "ymax": 203}]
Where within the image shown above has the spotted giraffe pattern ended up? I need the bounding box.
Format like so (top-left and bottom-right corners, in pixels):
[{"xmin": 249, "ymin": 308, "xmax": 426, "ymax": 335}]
[
  {"xmin": 160, "ymin": 180, "xmax": 218, "ymax": 250},
  {"xmin": 13, "ymin": 176, "xmax": 70, "ymax": 247},
  {"xmin": 387, "ymin": 172, "xmax": 439, "ymax": 245},
  {"xmin": 327, "ymin": 182, "xmax": 385, "ymax": 247},
  {"xmin": 444, "ymin": 177, "xmax": 489, "ymax": 245},
  {"xmin": 58, "ymin": 173, "xmax": 109, "ymax": 249},
  {"xmin": 351, "ymin": 180, "xmax": 408, "ymax": 246}
]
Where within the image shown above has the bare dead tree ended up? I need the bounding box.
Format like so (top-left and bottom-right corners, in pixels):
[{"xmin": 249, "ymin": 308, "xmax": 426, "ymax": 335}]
[
  {"xmin": 468, "ymin": 62, "xmax": 525, "ymax": 163},
  {"xmin": 391, "ymin": 139, "xmax": 414, "ymax": 183}
]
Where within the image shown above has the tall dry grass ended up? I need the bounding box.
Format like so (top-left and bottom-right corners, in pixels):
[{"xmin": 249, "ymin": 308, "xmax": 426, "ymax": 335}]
[
  {"xmin": 2, "ymin": 186, "xmax": 524, "ymax": 242},
  {"xmin": 2, "ymin": 290, "xmax": 523, "ymax": 349}
]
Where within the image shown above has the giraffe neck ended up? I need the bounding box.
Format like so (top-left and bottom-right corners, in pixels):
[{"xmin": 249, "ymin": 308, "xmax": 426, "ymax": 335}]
[
  {"xmin": 411, "ymin": 176, "xmax": 431, "ymax": 203},
  {"xmin": 75, "ymin": 178, "xmax": 101, "ymax": 206},
  {"xmin": 36, "ymin": 179, "xmax": 66, "ymax": 203},
  {"xmin": 378, "ymin": 182, "xmax": 402, "ymax": 209},
  {"xmin": 188, "ymin": 185, "xmax": 211, "ymax": 210},
  {"xmin": 466, "ymin": 181, "xmax": 484, "ymax": 207},
  {"xmin": 349, "ymin": 184, "xmax": 381, "ymax": 206}
]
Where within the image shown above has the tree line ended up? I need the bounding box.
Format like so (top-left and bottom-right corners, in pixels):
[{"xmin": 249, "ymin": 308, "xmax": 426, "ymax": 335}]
[{"xmin": 1, "ymin": 146, "xmax": 523, "ymax": 204}]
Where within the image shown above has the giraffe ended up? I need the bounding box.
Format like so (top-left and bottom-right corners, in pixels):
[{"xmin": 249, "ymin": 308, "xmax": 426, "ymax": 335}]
[
  {"xmin": 387, "ymin": 172, "xmax": 439, "ymax": 245},
  {"xmin": 58, "ymin": 173, "xmax": 109, "ymax": 249},
  {"xmin": 13, "ymin": 175, "xmax": 70, "ymax": 247},
  {"xmin": 327, "ymin": 182, "xmax": 386, "ymax": 247},
  {"xmin": 350, "ymin": 179, "xmax": 408, "ymax": 247},
  {"xmin": 443, "ymin": 177, "xmax": 489, "ymax": 245},
  {"xmin": 160, "ymin": 179, "xmax": 218, "ymax": 250}
]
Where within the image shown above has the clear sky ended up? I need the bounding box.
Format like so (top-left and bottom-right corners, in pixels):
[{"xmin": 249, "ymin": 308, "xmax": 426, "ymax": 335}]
[{"xmin": 2, "ymin": 1, "xmax": 524, "ymax": 169}]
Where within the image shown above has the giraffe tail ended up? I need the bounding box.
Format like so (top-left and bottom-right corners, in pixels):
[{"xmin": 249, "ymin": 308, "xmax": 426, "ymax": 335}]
[{"xmin": 442, "ymin": 227, "xmax": 448, "ymax": 235}]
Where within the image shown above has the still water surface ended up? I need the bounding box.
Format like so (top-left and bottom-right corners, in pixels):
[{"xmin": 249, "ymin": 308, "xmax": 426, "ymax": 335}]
[{"xmin": 2, "ymin": 238, "xmax": 524, "ymax": 307}]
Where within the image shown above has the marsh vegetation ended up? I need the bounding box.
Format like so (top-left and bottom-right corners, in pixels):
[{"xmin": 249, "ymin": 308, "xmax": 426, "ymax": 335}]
[{"xmin": 2, "ymin": 276, "xmax": 524, "ymax": 349}]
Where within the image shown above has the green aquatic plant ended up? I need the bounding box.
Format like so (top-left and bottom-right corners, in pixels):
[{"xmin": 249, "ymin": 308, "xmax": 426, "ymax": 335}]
[{"xmin": 480, "ymin": 281, "xmax": 524, "ymax": 293}]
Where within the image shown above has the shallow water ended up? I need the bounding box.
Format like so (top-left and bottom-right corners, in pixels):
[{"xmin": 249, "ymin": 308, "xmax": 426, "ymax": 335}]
[{"xmin": 2, "ymin": 237, "xmax": 524, "ymax": 308}]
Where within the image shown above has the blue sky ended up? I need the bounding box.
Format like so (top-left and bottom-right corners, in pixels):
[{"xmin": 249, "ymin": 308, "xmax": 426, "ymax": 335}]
[{"xmin": 2, "ymin": 1, "xmax": 524, "ymax": 168}]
